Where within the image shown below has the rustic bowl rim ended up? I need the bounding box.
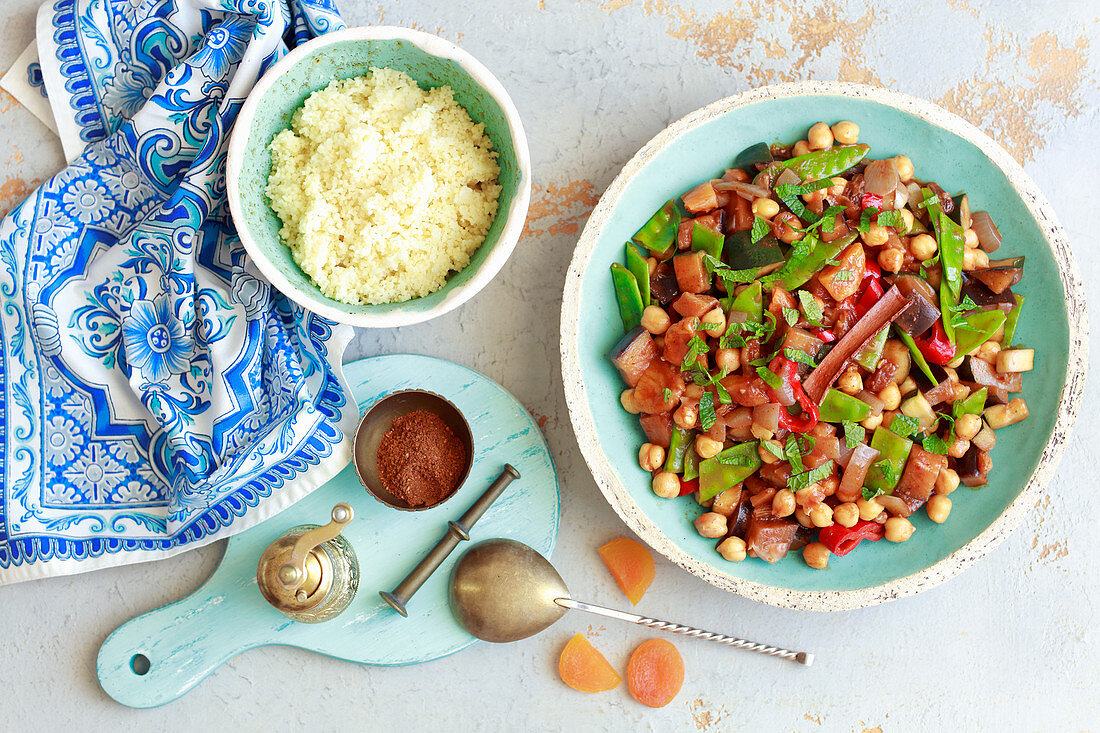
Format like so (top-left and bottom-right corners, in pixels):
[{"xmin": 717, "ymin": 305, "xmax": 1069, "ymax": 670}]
[{"xmin": 559, "ymin": 80, "xmax": 1088, "ymax": 612}]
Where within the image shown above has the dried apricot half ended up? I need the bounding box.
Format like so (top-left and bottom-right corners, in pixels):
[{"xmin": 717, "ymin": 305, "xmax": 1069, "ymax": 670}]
[
  {"xmin": 597, "ymin": 537, "xmax": 655, "ymax": 606},
  {"xmin": 558, "ymin": 633, "xmax": 622, "ymax": 693}
]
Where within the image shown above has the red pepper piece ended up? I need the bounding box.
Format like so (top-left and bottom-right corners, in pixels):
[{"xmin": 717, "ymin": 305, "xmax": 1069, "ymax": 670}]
[
  {"xmin": 771, "ymin": 357, "xmax": 819, "ymax": 434},
  {"xmin": 808, "ymin": 327, "xmax": 835, "ymax": 343},
  {"xmin": 914, "ymin": 320, "xmax": 955, "ymax": 365},
  {"xmin": 861, "ymin": 193, "xmax": 883, "ymax": 210},
  {"xmin": 678, "ymin": 477, "xmax": 699, "ymax": 497},
  {"xmin": 854, "ymin": 278, "xmax": 884, "ymax": 319},
  {"xmin": 863, "ymin": 259, "xmax": 881, "ymax": 281},
  {"xmin": 818, "ymin": 519, "xmax": 885, "ymax": 557}
]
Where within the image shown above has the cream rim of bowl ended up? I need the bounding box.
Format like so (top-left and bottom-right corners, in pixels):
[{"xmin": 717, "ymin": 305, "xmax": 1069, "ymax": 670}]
[{"xmin": 225, "ymin": 26, "xmax": 531, "ymax": 328}]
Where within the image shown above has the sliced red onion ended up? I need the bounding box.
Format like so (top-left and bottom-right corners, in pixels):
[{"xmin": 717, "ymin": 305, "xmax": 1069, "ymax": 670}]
[
  {"xmin": 773, "ymin": 377, "xmax": 797, "ymax": 407},
  {"xmin": 753, "ymin": 402, "xmax": 781, "ymax": 433},
  {"xmin": 971, "ymin": 211, "xmax": 1002, "ymax": 253},
  {"xmin": 856, "ymin": 389, "xmax": 885, "ymax": 416},
  {"xmin": 876, "ymin": 494, "xmax": 909, "ymax": 516},
  {"xmin": 713, "ymin": 179, "xmax": 771, "ymax": 201},
  {"xmin": 837, "ymin": 444, "xmax": 880, "ymax": 503},
  {"xmin": 774, "ymin": 168, "xmax": 801, "ymax": 188},
  {"xmin": 863, "ymin": 159, "xmax": 900, "ymax": 198},
  {"xmin": 892, "ymin": 180, "xmax": 910, "ymax": 212}
]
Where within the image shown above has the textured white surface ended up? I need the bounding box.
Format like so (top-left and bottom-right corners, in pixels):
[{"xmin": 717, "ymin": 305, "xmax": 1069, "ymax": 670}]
[{"xmin": 1, "ymin": 1, "xmax": 1097, "ymax": 730}]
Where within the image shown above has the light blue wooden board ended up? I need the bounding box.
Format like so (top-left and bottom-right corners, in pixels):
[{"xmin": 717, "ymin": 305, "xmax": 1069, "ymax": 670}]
[{"xmin": 96, "ymin": 355, "xmax": 560, "ymax": 708}]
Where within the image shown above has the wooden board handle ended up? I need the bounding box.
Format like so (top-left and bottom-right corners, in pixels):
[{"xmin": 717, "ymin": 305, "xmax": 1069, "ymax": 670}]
[{"xmin": 97, "ymin": 586, "xmax": 266, "ymax": 708}]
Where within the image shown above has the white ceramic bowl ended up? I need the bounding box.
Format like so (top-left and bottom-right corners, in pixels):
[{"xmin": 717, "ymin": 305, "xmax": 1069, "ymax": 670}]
[{"xmin": 226, "ymin": 26, "xmax": 531, "ymax": 328}]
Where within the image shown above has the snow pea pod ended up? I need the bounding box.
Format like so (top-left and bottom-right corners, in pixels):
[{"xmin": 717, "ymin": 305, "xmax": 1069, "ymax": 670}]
[
  {"xmin": 864, "ymin": 427, "xmax": 912, "ymax": 494},
  {"xmin": 1002, "ymin": 294, "xmax": 1025, "ymax": 347},
  {"xmin": 698, "ymin": 441, "xmax": 761, "ymax": 501},
  {"xmin": 777, "ymin": 144, "xmax": 870, "ymax": 180},
  {"xmin": 896, "ymin": 330, "xmax": 938, "ymax": 384},
  {"xmin": 691, "ymin": 222, "xmax": 724, "ymax": 260},
  {"xmin": 610, "ymin": 263, "xmax": 644, "ymax": 333},
  {"xmin": 954, "ymin": 310, "xmax": 1007, "ymax": 357},
  {"xmin": 624, "ymin": 243, "xmax": 651, "ymax": 307},
  {"xmin": 726, "ymin": 279, "xmax": 763, "ymax": 323},
  {"xmin": 854, "ymin": 326, "xmax": 888, "ymax": 371},
  {"xmin": 632, "ymin": 199, "xmax": 680, "ymax": 255},
  {"xmin": 664, "ymin": 427, "xmax": 693, "ymax": 473},
  {"xmin": 817, "ymin": 389, "xmax": 872, "ymax": 423},
  {"xmin": 765, "ymin": 233, "xmax": 858, "ymax": 292}
]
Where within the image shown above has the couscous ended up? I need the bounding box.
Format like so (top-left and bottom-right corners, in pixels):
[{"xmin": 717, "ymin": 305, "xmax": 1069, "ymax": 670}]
[{"xmin": 266, "ymin": 67, "xmax": 501, "ymax": 305}]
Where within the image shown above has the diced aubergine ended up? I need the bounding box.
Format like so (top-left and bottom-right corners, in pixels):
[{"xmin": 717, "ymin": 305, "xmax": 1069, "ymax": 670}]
[
  {"xmin": 638, "ymin": 413, "xmax": 674, "ymax": 449},
  {"xmin": 787, "ymin": 525, "xmax": 815, "ymax": 553},
  {"xmin": 723, "ymin": 230, "xmax": 786, "ymax": 271},
  {"xmin": 673, "ymin": 251, "xmax": 712, "ymax": 294},
  {"xmin": 671, "ymin": 292, "xmax": 719, "ymax": 318},
  {"xmin": 744, "ymin": 515, "xmax": 800, "ymax": 564},
  {"xmin": 958, "ymin": 446, "xmax": 992, "ymax": 487},
  {"xmin": 609, "ymin": 327, "xmax": 657, "ymax": 388},
  {"xmin": 892, "ymin": 275, "xmax": 941, "ymax": 337},
  {"xmin": 728, "ymin": 491, "xmax": 752, "ymax": 538},
  {"xmin": 632, "ymin": 360, "xmax": 686, "ymax": 414},
  {"xmin": 960, "ymin": 276, "xmax": 1018, "ymax": 311},
  {"xmin": 891, "ymin": 446, "xmax": 948, "ymax": 516},
  {"xmin": 649, "ymin": 261, "xmax": 680, "ymax": 305},
  {"xmin": 970, "ymin": 264, "xmax": 1023, "ymax": 295},
  {"xmin": 732, "ymin": 142, "xmax": 774, "ymax": 169},
  {"xmin": 965, "ymin": 357, "xmax": 1023, "ymax": 393}
]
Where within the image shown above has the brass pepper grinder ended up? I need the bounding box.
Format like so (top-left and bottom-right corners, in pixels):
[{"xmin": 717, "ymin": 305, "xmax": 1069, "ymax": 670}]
[{"xmin": 256, "ymin": 503, "xmax": 359, "ymax": 623}]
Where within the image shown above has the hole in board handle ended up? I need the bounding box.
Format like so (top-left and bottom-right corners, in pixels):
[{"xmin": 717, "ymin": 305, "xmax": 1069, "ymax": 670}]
[{"xmin": 130, "ymin": 653, "xmax": 151, "ymax": 676}]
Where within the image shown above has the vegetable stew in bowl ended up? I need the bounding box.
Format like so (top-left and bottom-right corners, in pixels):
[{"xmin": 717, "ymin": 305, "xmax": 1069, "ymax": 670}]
[
  {"xmin": 561, "ymin": 83, "xmax": 1085, "ymax": 610},
  {"xmin": 610, "ymin": 121, "xmax": 1032, "ymax": 571}
]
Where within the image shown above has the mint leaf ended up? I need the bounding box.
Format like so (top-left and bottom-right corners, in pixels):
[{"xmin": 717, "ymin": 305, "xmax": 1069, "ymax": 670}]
[
  {"xmin": 877, "ymin": 210, "xmax": 905, "ymax": 229},
  {"xmin": 922, "ymin": 433, "xmax": 949, "ymax": 455},
  {"xmin": 842, "ymin": 420, "xmax": 866, "ymax": 449},
  {"xmin": 699, "ymin": 392, "xmax": 716, "ymax": 431},
  {"xmin": 783, "ymin": 307, "xmax": 799, "ymax": 326},
  {"xmin": 889, "ymin": 414, "xmax": 921, "ymax": 438},
  {"xmin": 783, "ymin": 348, "xmax": 817, "ymax": 367},
  {"xmin": 797, "ymin": 290, "xmax": 824, "ymax": 325},
  {"xmin": 762, "ymin": 440, "xmax": 784, "ymax": 460},
  {"xmin": 663, "ymin": 388, "xmax": 672, "ymax": 403},
  {"xmin": 862, "ymin": 486, "xmax": 885, "ymax": 501},
  {"xmin": 787, "ymin": 460, "xmax": 834, "ymax": 491},
  {"xmin": 784, "ymin": 435, "xmax": 805, "ymax": 474},
  {"xmin": 750, "ymin": 216, "xmax": 770, "ymax": 244},
  {"xmin": 756, "ymin": 365, "xmax": 782, "ymax": 390},
  {"xmin": 858, "ymin": 206, "xmax": 878, "ymax": 233}
]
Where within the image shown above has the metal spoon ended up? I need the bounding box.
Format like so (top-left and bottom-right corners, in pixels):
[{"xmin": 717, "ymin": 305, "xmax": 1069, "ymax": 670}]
[{"xmin": 449, "ymin": 538, "xmax": 813, "ymax": 666}]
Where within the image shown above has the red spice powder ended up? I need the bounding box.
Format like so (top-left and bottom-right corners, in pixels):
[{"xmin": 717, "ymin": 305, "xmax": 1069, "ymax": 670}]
[{"xmin": 376, "ymin": 409, "xmax": 467, "ymax": 507}]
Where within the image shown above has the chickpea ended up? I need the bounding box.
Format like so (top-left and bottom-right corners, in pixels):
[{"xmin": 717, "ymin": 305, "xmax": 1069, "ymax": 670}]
[
  {"xmin": 954, "ymin": 413, "xmax": 982, "ymax": 441},
  {"xmin": 750, "ymin": 423, "xmax": 774, "ymax": 441},
  {"xmin": 893, "ymin": 155, "xmax": 915, "ymax": 183},
  {"xmin": 878, "ymin": 382, "xmax": 901, "ymax": 411},
  {"xmin": 857, "ymin": 497, "xmax": 884, "ymax": 522},
  {"xmin": 898, "ymin": 209, "xmax": 915, "ymax": 234},
  {"xmin": 927, "ymin": 494, "xmax": 952, "ymax": 524},
  {"xmin": 885, "ymin": 516, "xmax": 915, "ymax": 542},
  {"xmin": 837, "ymin": 365, "xmax": 863, "ymax": 395},
  {"xmin": 863, "ymin": 223, "xmax": 890, "ymax": 247},
  {"xmin": 878, "ymin": 247, "xmax": 904, "ymax": 273},
  {"xmin": 717, "ymin": 536, "xmax": 747, "ymax": 562},
  {"xmin": 684, "ymin": 383, "xmax": 705, "ymax": 400},
  {"xmin": 699, "ymin": 308, "xmax": 725, "ymax": 335},
  {"xmin": 752, "ymin": 197, "xmax": 780, "ymax": 219},
  {"xmin": 715, "ymin": 347, "xmax": 740, "ymax": 373},
  {"xmin": 774, "ymin": 213, "xmax": 804, "ymax": 244},
  {"xmin": 975, "ymin": 340, "xmax": 1000, "ymax": 364},
  {"xmin": 808, "ymin": 122, "xmax": 834, "ymax": 150},
  {"xmin": 834, "ymin": 502, "xmax": 860, "ymax": 528},
  {"xmin": 831, "ymin": 120, "xmax": 859, "ymax": 145},
  {"xmin": 772, "ymin": 489, "xmax": 797, "ymax": 518},
  {"xmin": 882, "ymin": 338, "xmax": 909, "ymax": 369},
  {"xmin": 860, "ymin": 413, "xmax": 883, "ymax": 430},
  {"xmin": 808, "ymin": 503, "xmax": 834, "ymax": 528},
  {"xmin": 962, "ymin": 248, "xmax": 989, "ymax": 271},
  {"xmin": 909, "ymin": 233, "xmax": 937, "ymax": 261},
  {"xmin": 758, "ymin": 439, "xmax": 782, "ymax": 465},
  {"xmin": 639, "ymin": 442, "xmax": 666, "ymax": 472},
  {"xmin": 898, "ymin": 376, "xmax": 917, "ymax": 394},
  {"xmin": 820, "ymin": 474, "xmax": 839, "ymax": 498},
  {"xmin": 652, "ymin": 471, "xmax": 680, "ymax": 498},
  {"xmin": 695, "ymin": 435, "xmax": 723, "ymax": 460},
  {"xmin": 694, "ymin": 511, "xmax": 728, "ymax": 539},
  {"xmin": 794, "ymin": 506, "xmax": 814, "ymax": 529},
  {"xmin": 620, "ymin": 388, "xmax": 641, "ymax": 414},
  {"xmin": 935, "ymin": 467, "xmax": 960, "ymax": 495},
  {"xmin": 795, "ymin": 485, "xmax": 820, "ymax": 507},
  {"xmin": 803, "ymin": 541, "xmax": 830, "ymax": 570},
  {"xmin": 646, "ymin": 256, "xmax": 658, "ymax": 275},
  {"xmin": 963, "ymin": 227, "xmax": 979, "ymax": 249},
  {"xmin": 792, "ymin": 139, "xmax": 811, "ymax": 157},
  {"xmin": 946, "ymin": 436, "xmax": 970, "ymax": 459},
  {"xmin": 673, "ymin": 402, "xmax": 698, "ymax": 429},
  {"xmin": 640, "ymin": 305, "xmax": 670, "ymax": 335},
  {"xmin": 801, "ymin": 189, "xmax": 826, "ymax": 209}
]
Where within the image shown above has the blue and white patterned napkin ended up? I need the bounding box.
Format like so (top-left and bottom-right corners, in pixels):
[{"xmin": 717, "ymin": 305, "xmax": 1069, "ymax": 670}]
[{"xmin": 0, "ymin": 0, "xmax": 357, "ymax": 584}]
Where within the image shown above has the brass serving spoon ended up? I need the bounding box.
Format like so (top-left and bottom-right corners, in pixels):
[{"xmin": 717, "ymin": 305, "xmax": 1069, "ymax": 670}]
[{"xmin": 449, "ymin": 538, "xmax": 813, "ymax": 665}]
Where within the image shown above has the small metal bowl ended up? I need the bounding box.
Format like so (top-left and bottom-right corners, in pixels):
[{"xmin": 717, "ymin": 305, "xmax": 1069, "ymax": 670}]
[{"xmin": 353, "ymin": 390, "xmax": 474, "ymax": 511}]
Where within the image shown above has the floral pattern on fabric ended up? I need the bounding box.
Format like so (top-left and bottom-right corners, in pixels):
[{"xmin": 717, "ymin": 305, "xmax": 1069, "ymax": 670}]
[{"xmin": 0, "ymin": 0, "xmax": 356, "ymax": 583}]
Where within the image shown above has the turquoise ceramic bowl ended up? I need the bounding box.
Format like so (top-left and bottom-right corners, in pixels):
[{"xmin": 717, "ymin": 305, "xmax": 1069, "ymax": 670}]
[
  {"xmin": 226, "ymin": 27, "xmax": 530, "ymax": 328},
  {"xmin": 561, "ymin": 82, "xmax": 1087, "ymax": 611}
]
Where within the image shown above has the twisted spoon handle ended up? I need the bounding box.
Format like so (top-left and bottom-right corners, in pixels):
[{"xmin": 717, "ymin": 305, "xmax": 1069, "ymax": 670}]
[{"xmin": 555, "ymin": 598, "xmax": 812, "ymax": 666}]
